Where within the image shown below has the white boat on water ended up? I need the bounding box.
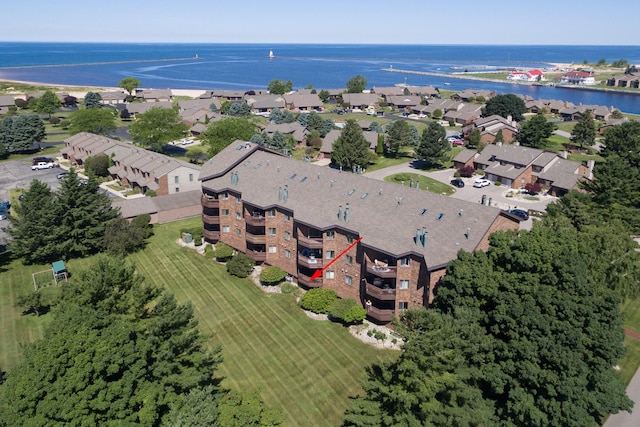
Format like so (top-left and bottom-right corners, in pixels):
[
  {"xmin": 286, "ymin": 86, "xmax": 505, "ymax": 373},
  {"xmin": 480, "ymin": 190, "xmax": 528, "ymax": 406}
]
[{"xmin": 269, "ymin": 49, "xmax": 274, "ymax": 59}]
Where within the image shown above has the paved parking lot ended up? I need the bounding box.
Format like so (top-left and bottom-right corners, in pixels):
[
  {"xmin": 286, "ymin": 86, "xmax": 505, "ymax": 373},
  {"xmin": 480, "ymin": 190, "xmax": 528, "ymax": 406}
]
[{"xmin": 0, "ymin": 153, "xmax": 64, "ymax": 247}]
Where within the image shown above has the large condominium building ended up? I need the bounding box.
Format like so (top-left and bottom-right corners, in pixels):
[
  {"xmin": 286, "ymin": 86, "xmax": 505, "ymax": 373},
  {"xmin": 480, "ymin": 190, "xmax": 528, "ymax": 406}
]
[{"xmin": 200, "ymin": 141, "xmax": 519, "ymax": 323}]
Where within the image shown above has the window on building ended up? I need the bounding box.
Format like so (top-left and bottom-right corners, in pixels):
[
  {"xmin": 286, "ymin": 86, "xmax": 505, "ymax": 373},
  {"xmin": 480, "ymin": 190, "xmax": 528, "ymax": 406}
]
[
  {"xmin": 267, "ymin": 208, "xmax": 276, "ymax": 217},
  {"xmin": 236, "ymin": 228, "xmax": 242, "ymax": 237},
  {"xmin": 268, "ymin": 245, "xmax": 277, "ymax": 253},
  {"xmin": 346, "ymin": 255, "xmax": 353, "ymax": 265},
  {"xmin": 284, "ymin": 249, "xmax": 291, "ymax": 258},
  {"xmin": 175, "ymin": 187, "xmax": 180, "ymax": 193},
  {"xmin": 222, "ymin": 226, "xmax": 230, "ymax": 233},
  {"xmin": 347, "ymin": 235, "xmax": 355, "ymax": 244},
  {"xmin": 235, "ymin": 212, "xmax": 241, "ymax": 220},
  {"xmin": 326, "ymin": 250, "xmax": 335, "ymax": 259},
  {"xmin": 325, "ymin": 270, "xmax": 335, "ymax": 279},
  {"xmin": 284, "ymin": 214, "xmax": 291, "ymax": 221},
  {"xmin": 235, "ymin": 195, "xmax": 241, "ymax": 203},
  {"xmin": 221, "ymin": 192, "xmax": 229, "ymax": 200},
  {"xmin": 399, "ymin": 302, "xmax": 408, "ymax": 311},
  {"xmin": 345, "ymin": 275, "xmax": 353, "ymax": 285},
  {"xmin": 268, "ymin": 227, "xmax": 276, "ymax": 236},
  {"xmin": 400, "ymin": 257, "xmax": 410, "ymax": 267},
  {"xmin": 400, "ymin": 280, "xmax": 409, "ymax": 289},
  {"xmin": 174, "ymin": 176, "xmax": 179, "ymax": 184},
  {"xmin": 326, "ymin": 230, "xmax": 335, "ymax": 239},
  {"xmin": 284, "ymin": 231, "xmax": 291, "ymax": 241},
  {"xmin": 189, "ymin": 173, "xmax": 193, "ymax": 182},
  {"xmin": 221, "ymin": 209, "xmax": 229, "ymax": 216}
]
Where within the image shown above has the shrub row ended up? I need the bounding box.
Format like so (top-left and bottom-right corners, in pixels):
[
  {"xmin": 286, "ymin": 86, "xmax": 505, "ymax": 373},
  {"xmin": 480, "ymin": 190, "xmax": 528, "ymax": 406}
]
[{"xmin": 300, "ymin": 289, "xmax": 365, "ymax": 324}]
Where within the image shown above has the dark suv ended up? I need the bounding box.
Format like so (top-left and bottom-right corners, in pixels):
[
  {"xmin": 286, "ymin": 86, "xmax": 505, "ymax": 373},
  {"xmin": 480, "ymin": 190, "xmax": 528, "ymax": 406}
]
[{"xmin": 450, "ymin": 179, "xmax": 465, "ymax": 188}]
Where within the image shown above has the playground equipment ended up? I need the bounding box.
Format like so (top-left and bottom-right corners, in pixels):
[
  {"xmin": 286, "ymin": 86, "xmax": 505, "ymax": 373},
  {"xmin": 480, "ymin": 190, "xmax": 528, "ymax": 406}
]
[{"xmin": 32, "ymin": 260, "xmax": 68, "ymax": 291}]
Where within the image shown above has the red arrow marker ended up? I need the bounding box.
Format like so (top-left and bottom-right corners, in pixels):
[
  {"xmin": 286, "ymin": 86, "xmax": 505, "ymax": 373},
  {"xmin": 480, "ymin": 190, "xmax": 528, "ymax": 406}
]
[{"xmin": 310, "ymin": 236, "xmax": 363, "ymax": 281}]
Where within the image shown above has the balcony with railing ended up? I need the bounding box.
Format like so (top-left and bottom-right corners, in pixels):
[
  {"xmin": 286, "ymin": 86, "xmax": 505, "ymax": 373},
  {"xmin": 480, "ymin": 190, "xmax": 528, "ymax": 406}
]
[
  {"xmin": 245, "ymin": 213, "xmax": 266, "ymax": 226},
  {"xmin": 297, "ymin": 273, "xmax": 322, "ymax": 288},
  {"xmin": 298, "ymin": 254, "xmax": 323, "ymax": 269},
  {"xmin": 367, "ymin": 306, "xmax": 394, "ymax": 323},
  {"xmin": 366, "ymin": 261, "xmax": 397, "ymax": 279},
  {"xmin": 245, "ymin": 232, "xmax": 266, "ymax": 245},
  {"xmin": 203, "ymin": 229, "xmax": 220, "ymax": 241},
  {"xmin": 297, "ymin": 234, "xmax": 323, "ymax": 249},
  {"xmin": 201, "ymin": 194, "xmax": 219, "ymax": 208},
  {"xmin": 202, "ymin": 213, "xmax": 220, "ymax": 224},
  {"xmin": 246, "ymin": 249, "xmax": 267, "ymax": 262},
  {"xmin": 365, "ymin": 282, "xmax": 396, "ymax": 301}
]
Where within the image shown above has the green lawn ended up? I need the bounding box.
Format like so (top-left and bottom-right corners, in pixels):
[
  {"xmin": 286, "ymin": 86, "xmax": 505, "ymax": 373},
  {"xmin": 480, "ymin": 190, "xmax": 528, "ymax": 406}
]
[
  {"xmin": 366, "ymin": 151, "xmax": 414, "ymax": 172},
  {"xmin": 0, "ymin": 218, "xmax": 397, "ymax": 427},
  {"xmin": 384, "ymin": 172, "xmax": 455, "ymax": 196}
]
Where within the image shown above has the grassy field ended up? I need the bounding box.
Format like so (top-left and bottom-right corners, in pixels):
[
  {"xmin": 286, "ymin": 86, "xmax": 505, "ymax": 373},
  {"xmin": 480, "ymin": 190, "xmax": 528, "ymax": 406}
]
[
  {"xmin": 0, "ymin": 218, "xmax": 397, "ymax": 427},
  {"xmin": 384, "ymin": 172, "xmax": 456, "ymax": 196}
]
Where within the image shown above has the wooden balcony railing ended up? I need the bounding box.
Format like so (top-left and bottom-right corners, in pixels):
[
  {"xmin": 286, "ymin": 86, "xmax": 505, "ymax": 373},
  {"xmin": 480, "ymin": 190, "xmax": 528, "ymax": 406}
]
[
  {"xmin": 365, "ymin": 283, "xmax": 396, "ymax": 301},
  {"xmin": 246, "ymin": 250, "xmax": 267, "ymax": 262},
  {"xmin": 203, "ymin": 229, "xmax": 220, "ymax": 242},
  {"xmin": 367, "ymin": 306, "xmax": 394, "ymax": 323},
  {"xmin": 201, "ymin": 195, "xmax": 219, "ymax": 208},
  {"xmin": 297, "ymin": 273, "xmax": 322, "ymax": 288},
  {"xmin": 297, "ymin": 254, "xmax": 323, "ymax": 269},
  {"xmin": 297, "ymin": 234, "xmax": 323, "ymax": 249},
  {"xmin": 244, "ymin": 214, "xmax": 266, "ymax": 226},
  {"xmin": 245, "ymin": 232, "xmax": 266, "ymax": 245},
  {"xmin": 201, "ymin": 213, "xmax": 220, "ymax": 224},
  {"xmin": 366, "ymin": 263, "xmax": 397, "ymax": 279}
]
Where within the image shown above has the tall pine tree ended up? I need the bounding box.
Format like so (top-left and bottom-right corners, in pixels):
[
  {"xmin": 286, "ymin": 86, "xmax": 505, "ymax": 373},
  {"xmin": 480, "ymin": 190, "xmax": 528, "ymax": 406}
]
[{"xmin": 331, "ymin": 119, "xmax": 370, "ymax": 170}]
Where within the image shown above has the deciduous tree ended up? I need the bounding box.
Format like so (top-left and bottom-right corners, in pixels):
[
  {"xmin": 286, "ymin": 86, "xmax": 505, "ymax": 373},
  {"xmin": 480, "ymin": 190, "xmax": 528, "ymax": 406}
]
[
  {"xmin": 34, "ymin": 90, "xmax": 61, "ymax": 118},
  {"xmin": 482, "ymin": 93, "xmax": 527, "ymax": 121},
  {"xmin": 68, "ymin": 107, "xmax": 117, "ymax": 135},
  {"xmin": 516, "ymin": 112, "xmax": 557, "ymax": 148},
  {"xmin": 129, "ymin": 107, "xmax": 189, "ymax": 152},
  {"xmin": 267, "ymin": 79, "xmax": 293, "ymax": 95},
  {"xmin": 346, "ymin": 75, "xmax": 367, "ymax": 93},
  {"xmin": 201, "ymin": 116, "xmax": 259, "ymax": 156},
  {"xmin": 118, "ymin": 77, "xmax": 141, "ymax": 96}
]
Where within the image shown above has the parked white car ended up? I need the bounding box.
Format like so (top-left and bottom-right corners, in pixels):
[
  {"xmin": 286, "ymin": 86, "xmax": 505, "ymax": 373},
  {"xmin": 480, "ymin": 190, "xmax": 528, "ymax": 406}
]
[
  {"xmin": 31, "ymin": 161, "xmax": 55, "ymax": 170},
  {"xmin": 473, "ymin": 178, "xmax": 491, "ymax": 188}
]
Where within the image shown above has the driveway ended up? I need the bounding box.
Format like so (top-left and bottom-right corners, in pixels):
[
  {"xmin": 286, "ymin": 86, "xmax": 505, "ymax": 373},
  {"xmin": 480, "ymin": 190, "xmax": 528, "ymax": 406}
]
[
  {"xmin": 0, "ymin": 154, "xmax": 64, "ymax": 247},
  {"xmin": 364, "ymin": 160, "xmax": 557, "ymax": 231}
]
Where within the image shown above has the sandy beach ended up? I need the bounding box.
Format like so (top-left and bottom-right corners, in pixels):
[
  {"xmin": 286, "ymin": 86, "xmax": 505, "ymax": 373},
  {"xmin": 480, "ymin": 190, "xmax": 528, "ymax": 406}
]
[{"xmin": 0, "ymin": 78, "xmax": 206, "ymax": 99}]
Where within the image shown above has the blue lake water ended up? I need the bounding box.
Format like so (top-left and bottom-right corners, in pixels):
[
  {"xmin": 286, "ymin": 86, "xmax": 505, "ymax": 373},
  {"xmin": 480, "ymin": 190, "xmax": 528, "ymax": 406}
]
[{"xmin": 1, "ymin": 42, "xmax": 639, "ymax": 113}]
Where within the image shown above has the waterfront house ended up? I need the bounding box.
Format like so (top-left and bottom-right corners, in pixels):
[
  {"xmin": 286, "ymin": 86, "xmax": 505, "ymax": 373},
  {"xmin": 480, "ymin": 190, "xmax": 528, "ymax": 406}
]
[
  {"xmin": 607, "ymin": 72, "xmax": 640, "ymax": 88},
  {"xmin": 560, "ymin": 71, "xmax": 596, "ymax": 85},
  {"xmin": 283, "ymin": 93, "xmax": 323, "ymax": 111},
  {"xmin": 199, "ymin": 141, "xmax": 519, "ymax": 323},
  {"xmin": 341, "ymin": 93, "xmax": 379, "ymax": 110}
]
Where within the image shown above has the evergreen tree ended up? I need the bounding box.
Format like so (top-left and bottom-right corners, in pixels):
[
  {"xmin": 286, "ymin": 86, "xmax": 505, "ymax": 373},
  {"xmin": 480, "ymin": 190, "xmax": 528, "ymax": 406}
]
[
  {"xmin": 385, "ymin": 120, "xmax": 412, "ymax": 157},
  {"xmin": 4, "ymin": 180, "xmax": 58, "ymax": 264},
  {"xmin": 331, "ymin": 120, "xmax": 370, "ymax": 170},
  {"xmin": 0, "ymin": 115, "xmax": 45, "ymax": 152},
  {"xmin": 414, "ymin": 121, "xmax": 448, "ymax": 166},
  {"xmin": 570, "ymin": 109, "xmax": 596, "ymax": 148},
  {"xmin": 83, "ymin": 91, "xmax": 103, "ymax": 109}
]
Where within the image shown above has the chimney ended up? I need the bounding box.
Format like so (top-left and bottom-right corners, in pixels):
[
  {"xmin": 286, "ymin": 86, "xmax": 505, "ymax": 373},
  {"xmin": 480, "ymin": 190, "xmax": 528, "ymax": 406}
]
[
  {"xmin": 415, "ymin": 229, "xmax": 421, "ymax": 246},
  {"xmin": 397, "ymin": 197, "xmax": 403, "ymax": 205},
  {"xmin": 283, "ymin": 185, "xmax": 288, "ymax": 202},
  {"xmin": 337, "ymin": 205, "xmax": 342, "ymax": 220},
  {"xmin": 465, "ymin": 228, "xmax": 471, "ymax": 239},
  {"xmin": 379, "ymin": 188, "xmax": 383, "ymax": 195},
  {"xmin": 278, "ymin": 186, "xmax": 282, "ymax": 201},
  {"xmin": 422, "ymin": 228, "xmax": 428, "ymax": 248},
  {"xmin": 459, "ymin": 209, "xmax": 464, "ymax": 217},
  {"xmin": 416, "ymin": 181, "xmax": 420, "ymax": 190},
  {"xmin": 344, "ymin": 203, "xmax": 350, "ymax": 222}
]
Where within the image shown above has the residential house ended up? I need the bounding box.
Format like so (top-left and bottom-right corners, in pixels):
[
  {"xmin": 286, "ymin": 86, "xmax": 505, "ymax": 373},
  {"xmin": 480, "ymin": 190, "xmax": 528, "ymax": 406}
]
[
  {"xmin": 371, "ymin": 86, "xmax": 406, "ymax": 100},
  {"xmin": 124, "ymin": 101, "xmax": 173, "ymax": 117},
  {"xmin": 199, "ymin": 90, "xmax": 246, "ymax": 102},
  {"xmin": 452, "ymin": 148, "xmax": 477, "ymax": 170},
  {"xmin": 560, "ymin": 104, "xmax": 614, "ymax": 121},
  {"xmin": 99, "ymin": 91, "xmax": 127, "ymax": 105},
  {"xmin": 607, "ymin": 72, "xmax": 640, "ymax": 88},
  {"xmin": 462, "ymin": 115, "xmax": 519, "ymax": 144},
  {"xmin": 443, "ymin": 104, "xmax": 483, "ymax": 126},
  {"xmin": 451, "ymin": 89, "xmax": 496, "ymax": 102},
  {"xmin": 385, "ymin": 95, "xmax": 423, "ymax": 110},
  {"xmin": 283, "ymin": 93, "xmax": 323, "ymax": 111},
  {"xmin": 0, "ymin": 95, "xmax": 15, "ymax": 115},
  {"xmin": 598, "ymin": 118, "xmax": 628, "ymax": 135},
  {"xmin": 112, "ymin": 190, "xmax": 202, "ymax": 224},
  {"xmin": 560, "ymin": 71, "xmax": 596, "ymax": 85},
  {"xmin": 506, "ymin": 69, "xmax": 545, "ymax": 82},
  {"xmin": 135, "ymin": 89, "xmax": 172, "ymax": 102},
  {"xmin": 61, "ymin": 132, "xmax": 201, "ymax": 196},
  {"xmin": 244, "ymin": 94, "xmax": 286, "ymax": 115},
  {"xmin": 405, "ymin": 85, "xmax": 440, "ymax": 98},
  {"xmin": 199, "ymin": 142, "xmax": 520, "ymax": 323},
  {"xmin": 341, "ymin": 93, "xmax": 379, "ymax": 110},
  {"xmin": 473, "ymin": 144, "xmax": 591, "ymax": 195},
  {"xmin": 320, "ymin": 129, "xmax": 379, "ymax": 159},
  {"xmin": 263, "ymin": 122, "xmax": 308, "ymax": 145}
]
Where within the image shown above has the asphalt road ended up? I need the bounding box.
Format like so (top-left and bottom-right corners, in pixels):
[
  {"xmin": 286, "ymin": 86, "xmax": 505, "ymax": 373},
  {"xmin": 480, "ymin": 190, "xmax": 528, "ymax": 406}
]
[{"xmin": 0, "ymin": 154, "xmax": 64, "ymax": 248}]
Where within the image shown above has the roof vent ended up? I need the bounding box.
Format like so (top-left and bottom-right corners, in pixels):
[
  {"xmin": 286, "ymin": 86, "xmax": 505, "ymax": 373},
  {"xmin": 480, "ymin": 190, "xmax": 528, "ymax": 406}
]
[
  {"xmin": 379, "ymin": 188, "xmax": 383, "ymax": 195},
  {"xmin": 419, "ymin": 208, "xmax": 427, "ymax": 216},
  {"xmin": 290, "ymin": 173, "xmax": 297, "ymax": 179},
  {"xmin": 338, "ymin": 205, "xmax": 342, "ymax": 219},
  {"xmin": 465, "ymin": 228, "xmax": 471, "ymax": 239},
  {"xmin": 283, "ymin": 185, "xmax": 288, "ymax": 202},
  {"xmin": 459, "ymin": 209, "xmax": 464, "ymax": 217},
  {"xmin": 301, "ymin": 176, "xmax": 307, "ymax": 183},
  {"xmin": 344, "ymin": 203, "xmax": 350, "ymax": 223}
]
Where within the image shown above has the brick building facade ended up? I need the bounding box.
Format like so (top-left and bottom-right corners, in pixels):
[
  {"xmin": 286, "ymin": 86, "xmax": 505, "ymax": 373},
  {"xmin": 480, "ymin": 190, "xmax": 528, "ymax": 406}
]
[{"xmin": 200, "ymin": 142, "xmax": 519, "ymax": 323}]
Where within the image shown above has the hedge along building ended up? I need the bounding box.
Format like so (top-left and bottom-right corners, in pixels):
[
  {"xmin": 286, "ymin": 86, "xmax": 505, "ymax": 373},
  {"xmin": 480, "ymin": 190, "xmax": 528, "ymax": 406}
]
[{"xmin": 200, "ymin": 142, "xmax": 519, "ymax": 323}]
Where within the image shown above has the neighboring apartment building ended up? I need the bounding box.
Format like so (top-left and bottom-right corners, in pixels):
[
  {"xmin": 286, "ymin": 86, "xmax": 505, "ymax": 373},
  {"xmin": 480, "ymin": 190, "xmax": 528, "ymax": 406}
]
[
  {"xmin": 200, "ymin": 142, "xmax": 519, "ymax": 323},
  {"xmin": 61, "ymin": 132, "xmax": 201, "ymax": 196}
]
